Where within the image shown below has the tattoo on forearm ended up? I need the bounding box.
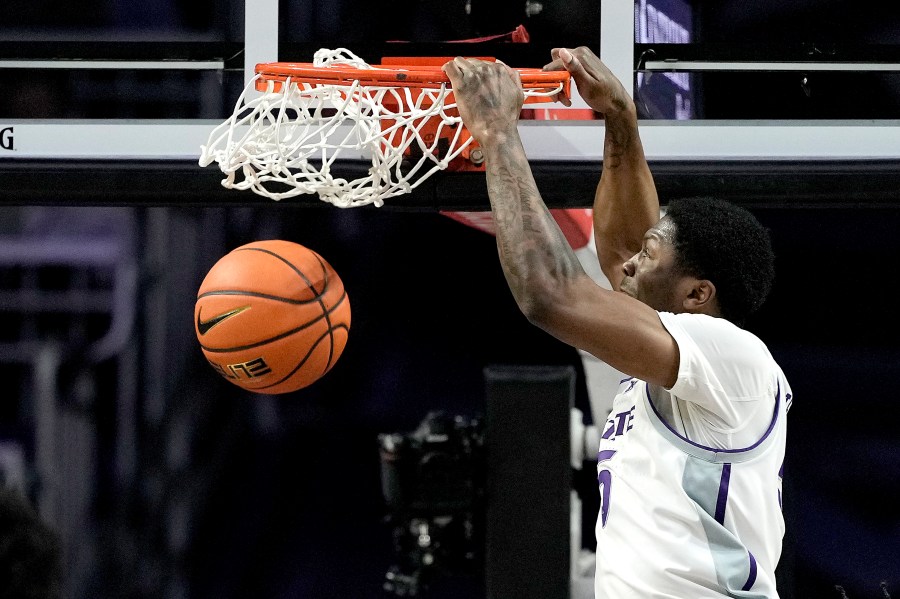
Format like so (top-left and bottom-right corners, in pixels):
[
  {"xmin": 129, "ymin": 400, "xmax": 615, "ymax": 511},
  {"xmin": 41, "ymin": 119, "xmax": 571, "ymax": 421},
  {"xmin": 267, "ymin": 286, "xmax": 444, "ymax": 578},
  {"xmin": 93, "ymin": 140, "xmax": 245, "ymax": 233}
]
[
  {"xmin": 604, "ymin": 94, "xmax": 634, "ymax": 170},
  {"xmin": 486, "ymin": 141, "xmax": 582, "ymax": 300}
]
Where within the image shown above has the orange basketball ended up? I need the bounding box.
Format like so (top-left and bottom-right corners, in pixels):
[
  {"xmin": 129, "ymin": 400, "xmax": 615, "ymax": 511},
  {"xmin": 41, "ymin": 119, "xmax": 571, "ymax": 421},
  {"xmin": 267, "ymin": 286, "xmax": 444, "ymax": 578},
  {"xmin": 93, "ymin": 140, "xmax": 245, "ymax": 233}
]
[{"xmin": 195, "ymin": 240, "xmax": 350, "ymax": 394}]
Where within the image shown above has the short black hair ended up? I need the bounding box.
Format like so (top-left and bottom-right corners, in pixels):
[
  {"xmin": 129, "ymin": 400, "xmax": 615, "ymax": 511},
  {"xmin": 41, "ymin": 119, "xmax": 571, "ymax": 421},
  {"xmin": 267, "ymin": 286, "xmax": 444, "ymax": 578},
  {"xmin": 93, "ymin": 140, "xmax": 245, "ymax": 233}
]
[
  {"xmin": 664, "ymin": 197, "xmax": 775, "ymax": 325},
  {"xmin": 0, "ymin": 487, "xmax": 62, "ymax": 599}
]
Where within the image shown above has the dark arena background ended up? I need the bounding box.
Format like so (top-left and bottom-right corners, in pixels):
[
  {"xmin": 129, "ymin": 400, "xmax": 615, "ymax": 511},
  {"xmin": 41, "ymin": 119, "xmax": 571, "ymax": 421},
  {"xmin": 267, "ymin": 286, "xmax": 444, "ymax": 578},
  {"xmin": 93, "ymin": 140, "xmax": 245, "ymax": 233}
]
[{"xmin": 1, "ymin": 1, "xmax": 899, "ymax": 598}]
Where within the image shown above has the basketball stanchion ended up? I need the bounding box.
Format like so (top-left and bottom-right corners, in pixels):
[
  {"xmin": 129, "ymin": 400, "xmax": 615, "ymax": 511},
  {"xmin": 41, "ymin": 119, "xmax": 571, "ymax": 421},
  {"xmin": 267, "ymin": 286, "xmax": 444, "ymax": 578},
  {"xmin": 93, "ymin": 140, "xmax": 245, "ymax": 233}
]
[
  {"xmin": 194, "ymin": 240, "xmax": 350, "ymax": 394},
  {"xmin": 199, "ymin": 48, "xmax": 570, "ymax": 207}
]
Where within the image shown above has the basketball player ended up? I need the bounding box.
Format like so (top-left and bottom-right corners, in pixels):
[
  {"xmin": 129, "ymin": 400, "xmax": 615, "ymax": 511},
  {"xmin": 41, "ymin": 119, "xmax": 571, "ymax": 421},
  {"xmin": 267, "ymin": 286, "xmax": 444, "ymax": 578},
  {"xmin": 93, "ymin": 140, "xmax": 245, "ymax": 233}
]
[{"xmin": 443, "ymin": 47, "xmax": 791, "ymax": 598}]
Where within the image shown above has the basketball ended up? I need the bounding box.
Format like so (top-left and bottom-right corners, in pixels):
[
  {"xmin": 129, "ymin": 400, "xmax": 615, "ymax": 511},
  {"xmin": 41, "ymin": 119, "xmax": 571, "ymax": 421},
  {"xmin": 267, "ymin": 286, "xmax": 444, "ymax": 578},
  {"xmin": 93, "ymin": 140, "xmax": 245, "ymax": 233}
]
[{"xmin": 194, "ymin": 240, "xmax": 351, "ymax": 394}]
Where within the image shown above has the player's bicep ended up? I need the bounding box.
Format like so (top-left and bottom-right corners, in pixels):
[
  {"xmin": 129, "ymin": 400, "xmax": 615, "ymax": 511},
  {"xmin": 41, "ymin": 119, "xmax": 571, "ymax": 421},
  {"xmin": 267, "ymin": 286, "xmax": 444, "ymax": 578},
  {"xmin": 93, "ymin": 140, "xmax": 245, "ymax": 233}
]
[{"xmin": 535, "ymin": 276, "xmax": 679, "ymax": 388}]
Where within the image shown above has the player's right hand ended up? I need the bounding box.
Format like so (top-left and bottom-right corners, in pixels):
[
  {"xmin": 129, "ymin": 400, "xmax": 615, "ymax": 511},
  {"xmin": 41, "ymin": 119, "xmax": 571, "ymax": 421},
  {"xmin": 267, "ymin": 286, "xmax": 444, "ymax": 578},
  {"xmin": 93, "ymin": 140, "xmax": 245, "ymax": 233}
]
[
  {"xmin": 442, "ymin": 57, "xmax": 525, "ymax": 146},
  {"xmin": 543, "ymin": 47, "xmax": 632, "ymax": 117}
]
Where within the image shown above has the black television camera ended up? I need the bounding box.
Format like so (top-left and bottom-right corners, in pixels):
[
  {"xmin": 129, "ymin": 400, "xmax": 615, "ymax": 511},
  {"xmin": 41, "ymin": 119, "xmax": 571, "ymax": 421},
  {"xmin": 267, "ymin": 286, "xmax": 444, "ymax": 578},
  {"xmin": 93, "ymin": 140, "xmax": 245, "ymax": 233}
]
[{"xmin": 378, "ymin": 411, "xmax": 484, "ymax": 597}]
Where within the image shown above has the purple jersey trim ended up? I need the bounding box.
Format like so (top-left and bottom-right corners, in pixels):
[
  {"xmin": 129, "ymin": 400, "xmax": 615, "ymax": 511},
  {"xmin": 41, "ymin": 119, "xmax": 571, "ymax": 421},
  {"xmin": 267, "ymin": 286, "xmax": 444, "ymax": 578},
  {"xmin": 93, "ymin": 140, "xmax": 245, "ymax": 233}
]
[
  {"xmin": 597, "ymin": 449, "xmax": 617, "ymax": 463},
  {"xmin": 742, "ymin": 552, "xmax": 758, "ymax": 591},
  {"xmin": 643, "ymin": 379, "xmax": 782, "ymax": 462},
  {"xmin": 714, "ymin": 463, "xmax": 731, "ymax": 524}
]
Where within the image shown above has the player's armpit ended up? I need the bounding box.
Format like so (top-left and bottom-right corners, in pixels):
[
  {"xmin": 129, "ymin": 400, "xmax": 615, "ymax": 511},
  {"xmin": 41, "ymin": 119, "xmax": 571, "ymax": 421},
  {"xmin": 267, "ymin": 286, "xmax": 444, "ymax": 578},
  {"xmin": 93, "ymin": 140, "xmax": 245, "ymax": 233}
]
[{"xmin": 526, "ymin": 273, "xmax": 680, "ymax": 388}]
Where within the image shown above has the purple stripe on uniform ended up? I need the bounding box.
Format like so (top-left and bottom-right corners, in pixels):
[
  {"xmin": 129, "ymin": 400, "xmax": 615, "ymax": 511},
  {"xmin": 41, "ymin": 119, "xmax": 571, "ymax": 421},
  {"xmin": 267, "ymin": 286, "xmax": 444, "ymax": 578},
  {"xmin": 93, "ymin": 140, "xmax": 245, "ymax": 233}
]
[
  {"xmin": 778, "ymin": 461, "xmax": 785, "ymax": 509},
  {"xmin": 742, "ymin": 552, "xmax": 758, "ymax": 591},
  {"xmin": 645, "ymin": 379, "xmax": 782, "ymax": 455},
  {"xmin": 714, "ymin": 463, "xmax": 731, "ymax": 524},
  {"xmin": 597, "ymin": 450, "xmax": 617, "ymax": 463}
]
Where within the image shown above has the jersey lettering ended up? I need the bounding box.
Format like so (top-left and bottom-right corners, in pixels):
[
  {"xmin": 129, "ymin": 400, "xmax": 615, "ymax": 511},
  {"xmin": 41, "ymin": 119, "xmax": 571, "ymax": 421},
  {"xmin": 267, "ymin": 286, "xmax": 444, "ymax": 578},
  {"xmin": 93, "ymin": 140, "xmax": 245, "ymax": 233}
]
[
  {"xmin": 597, "ymin": 449, "xmax": 617, "ymax": 527},
  {"xmin": 601, "ymin": 405, "xmax": 636, "ymax": 440}
]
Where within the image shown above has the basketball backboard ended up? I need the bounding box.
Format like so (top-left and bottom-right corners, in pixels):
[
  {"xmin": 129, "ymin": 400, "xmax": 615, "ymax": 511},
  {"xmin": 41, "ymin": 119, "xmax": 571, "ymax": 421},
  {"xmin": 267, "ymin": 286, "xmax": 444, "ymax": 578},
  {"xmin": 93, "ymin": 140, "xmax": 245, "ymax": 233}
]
[{"xmin": 2, "ymin": 0, "xmax": 900, "ymax": 208}]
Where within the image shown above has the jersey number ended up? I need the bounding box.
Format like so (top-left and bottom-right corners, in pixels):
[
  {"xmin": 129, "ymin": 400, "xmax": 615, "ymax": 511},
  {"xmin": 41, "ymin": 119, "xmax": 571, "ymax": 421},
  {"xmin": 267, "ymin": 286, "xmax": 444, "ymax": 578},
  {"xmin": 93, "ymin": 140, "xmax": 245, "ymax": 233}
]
[{"xmin": 597, "ymin": 450, "xmax": 617, "ymax": 528}]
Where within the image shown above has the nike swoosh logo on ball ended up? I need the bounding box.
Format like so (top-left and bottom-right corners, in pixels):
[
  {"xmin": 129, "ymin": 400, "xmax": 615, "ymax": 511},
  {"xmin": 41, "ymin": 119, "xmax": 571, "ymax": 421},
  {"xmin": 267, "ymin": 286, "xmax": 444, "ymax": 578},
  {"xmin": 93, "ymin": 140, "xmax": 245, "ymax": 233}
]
[{"xmin": 197, "ymin": 306, "xmax": 250, "ymax": 335}]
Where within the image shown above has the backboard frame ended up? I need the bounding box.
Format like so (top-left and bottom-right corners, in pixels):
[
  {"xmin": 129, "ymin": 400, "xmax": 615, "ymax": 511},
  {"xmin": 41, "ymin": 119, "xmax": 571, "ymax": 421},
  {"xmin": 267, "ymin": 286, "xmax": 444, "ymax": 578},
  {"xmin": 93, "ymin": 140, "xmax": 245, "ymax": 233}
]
[{"xmin": 2, "ymin": 0, "xmax": 900, "ymax": 208}]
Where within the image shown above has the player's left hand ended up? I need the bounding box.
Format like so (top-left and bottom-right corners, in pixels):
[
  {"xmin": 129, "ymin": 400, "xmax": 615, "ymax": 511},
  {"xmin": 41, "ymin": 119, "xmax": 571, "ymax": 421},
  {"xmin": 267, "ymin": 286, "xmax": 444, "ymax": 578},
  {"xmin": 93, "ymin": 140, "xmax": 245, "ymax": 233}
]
[{"xmin": 442, "ymin": 57, "xmax": 525, "ymax": 146}]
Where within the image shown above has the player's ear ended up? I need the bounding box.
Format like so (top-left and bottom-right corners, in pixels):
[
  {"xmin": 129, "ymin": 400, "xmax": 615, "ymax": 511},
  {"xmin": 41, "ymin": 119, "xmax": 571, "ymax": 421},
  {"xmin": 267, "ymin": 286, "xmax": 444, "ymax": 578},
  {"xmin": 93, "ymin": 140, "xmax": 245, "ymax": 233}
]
[{"xmin": 683, "ymin": 279, "xmax": 716, "ymax": 312}]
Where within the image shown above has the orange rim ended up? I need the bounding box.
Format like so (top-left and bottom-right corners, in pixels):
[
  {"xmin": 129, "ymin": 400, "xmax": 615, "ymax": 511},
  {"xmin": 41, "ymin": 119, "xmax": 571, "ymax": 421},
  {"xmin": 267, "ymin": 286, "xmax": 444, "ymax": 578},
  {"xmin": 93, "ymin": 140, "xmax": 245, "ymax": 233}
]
[{"xmin": 254, "ymin": 61, "xmax": 570, "ymax": 99}]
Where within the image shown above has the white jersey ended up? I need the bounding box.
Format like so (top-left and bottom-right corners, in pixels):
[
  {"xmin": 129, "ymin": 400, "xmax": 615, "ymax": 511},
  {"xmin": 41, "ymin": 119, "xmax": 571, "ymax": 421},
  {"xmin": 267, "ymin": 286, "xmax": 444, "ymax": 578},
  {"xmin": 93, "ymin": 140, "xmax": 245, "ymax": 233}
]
[{"xmin": 594, "ymin": 312, "xmax": 791, "ymax": 599}]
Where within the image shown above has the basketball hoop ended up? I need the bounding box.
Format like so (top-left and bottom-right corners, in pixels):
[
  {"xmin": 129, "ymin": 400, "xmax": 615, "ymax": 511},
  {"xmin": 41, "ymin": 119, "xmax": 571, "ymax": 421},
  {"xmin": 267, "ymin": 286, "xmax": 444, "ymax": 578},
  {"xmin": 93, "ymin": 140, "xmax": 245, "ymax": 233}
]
[{"xmin": 199, "ymin": 48, "xmax": 570, "ymax": 207}]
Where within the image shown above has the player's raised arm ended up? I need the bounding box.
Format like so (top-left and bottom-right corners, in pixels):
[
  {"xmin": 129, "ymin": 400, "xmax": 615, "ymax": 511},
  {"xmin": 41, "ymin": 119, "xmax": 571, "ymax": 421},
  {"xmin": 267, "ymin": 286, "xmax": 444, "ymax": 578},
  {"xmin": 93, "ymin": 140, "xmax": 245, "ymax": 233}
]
[
  {"xmin": 442, "ymin": 57, "xmax": 680, "ymax": 388},
  {"xmin": 441, "ymin": 57, "xmax": 584, "ymax": 320},
  {"xmin": 544, "ymin": 48, "xmax": 660, "ymax": 291}
]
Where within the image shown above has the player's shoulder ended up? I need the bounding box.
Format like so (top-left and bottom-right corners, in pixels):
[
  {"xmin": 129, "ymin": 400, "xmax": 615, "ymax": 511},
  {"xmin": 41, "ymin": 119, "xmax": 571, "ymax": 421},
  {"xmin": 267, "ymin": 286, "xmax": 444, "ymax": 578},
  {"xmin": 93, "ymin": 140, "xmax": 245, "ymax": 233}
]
[
  {"xmin": 659, "ymin": 312, "xmax": 787, "ymax": 407},
  {"xmin": 659, "ymin": 311, "xmax": 762, "ymax": 342},
  {"xmin": 658, "ymin": 312, "xmax": 774, "ymax": 365}
]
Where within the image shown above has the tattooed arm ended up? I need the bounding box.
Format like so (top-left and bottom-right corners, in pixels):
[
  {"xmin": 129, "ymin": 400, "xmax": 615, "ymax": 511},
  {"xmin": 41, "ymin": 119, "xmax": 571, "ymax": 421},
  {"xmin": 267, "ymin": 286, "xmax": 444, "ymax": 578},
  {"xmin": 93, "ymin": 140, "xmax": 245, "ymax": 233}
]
[
  {"xmin": 443, "ymin": 57, "xmax": 679, "ymax": 387},
  {"xmin": 543, "ymin": 48, "xmax": 660, "ymax": 291},
  {"xmin": 481, "ymin": 133, "xmax": 585, "ymax": 318}
]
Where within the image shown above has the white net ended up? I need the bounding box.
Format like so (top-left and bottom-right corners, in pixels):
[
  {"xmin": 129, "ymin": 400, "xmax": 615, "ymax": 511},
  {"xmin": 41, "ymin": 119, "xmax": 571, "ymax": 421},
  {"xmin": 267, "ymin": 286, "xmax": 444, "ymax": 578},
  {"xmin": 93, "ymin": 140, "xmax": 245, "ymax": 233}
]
[
  {"xmin": 199, "ymin": 48, "xmax": 563, "ymax": 207},
  {"xmin": 199, "ymin": 49, "xmax": 472, "ymax": 207}
]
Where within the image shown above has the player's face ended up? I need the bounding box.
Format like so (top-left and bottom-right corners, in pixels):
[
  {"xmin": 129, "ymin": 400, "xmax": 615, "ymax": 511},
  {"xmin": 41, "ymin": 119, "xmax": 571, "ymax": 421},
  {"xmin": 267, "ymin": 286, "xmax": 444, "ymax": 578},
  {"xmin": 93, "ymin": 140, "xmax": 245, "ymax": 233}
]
[{"xmin": 619, "ymin": 217, "xmax": 687, "ymax": 313}]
